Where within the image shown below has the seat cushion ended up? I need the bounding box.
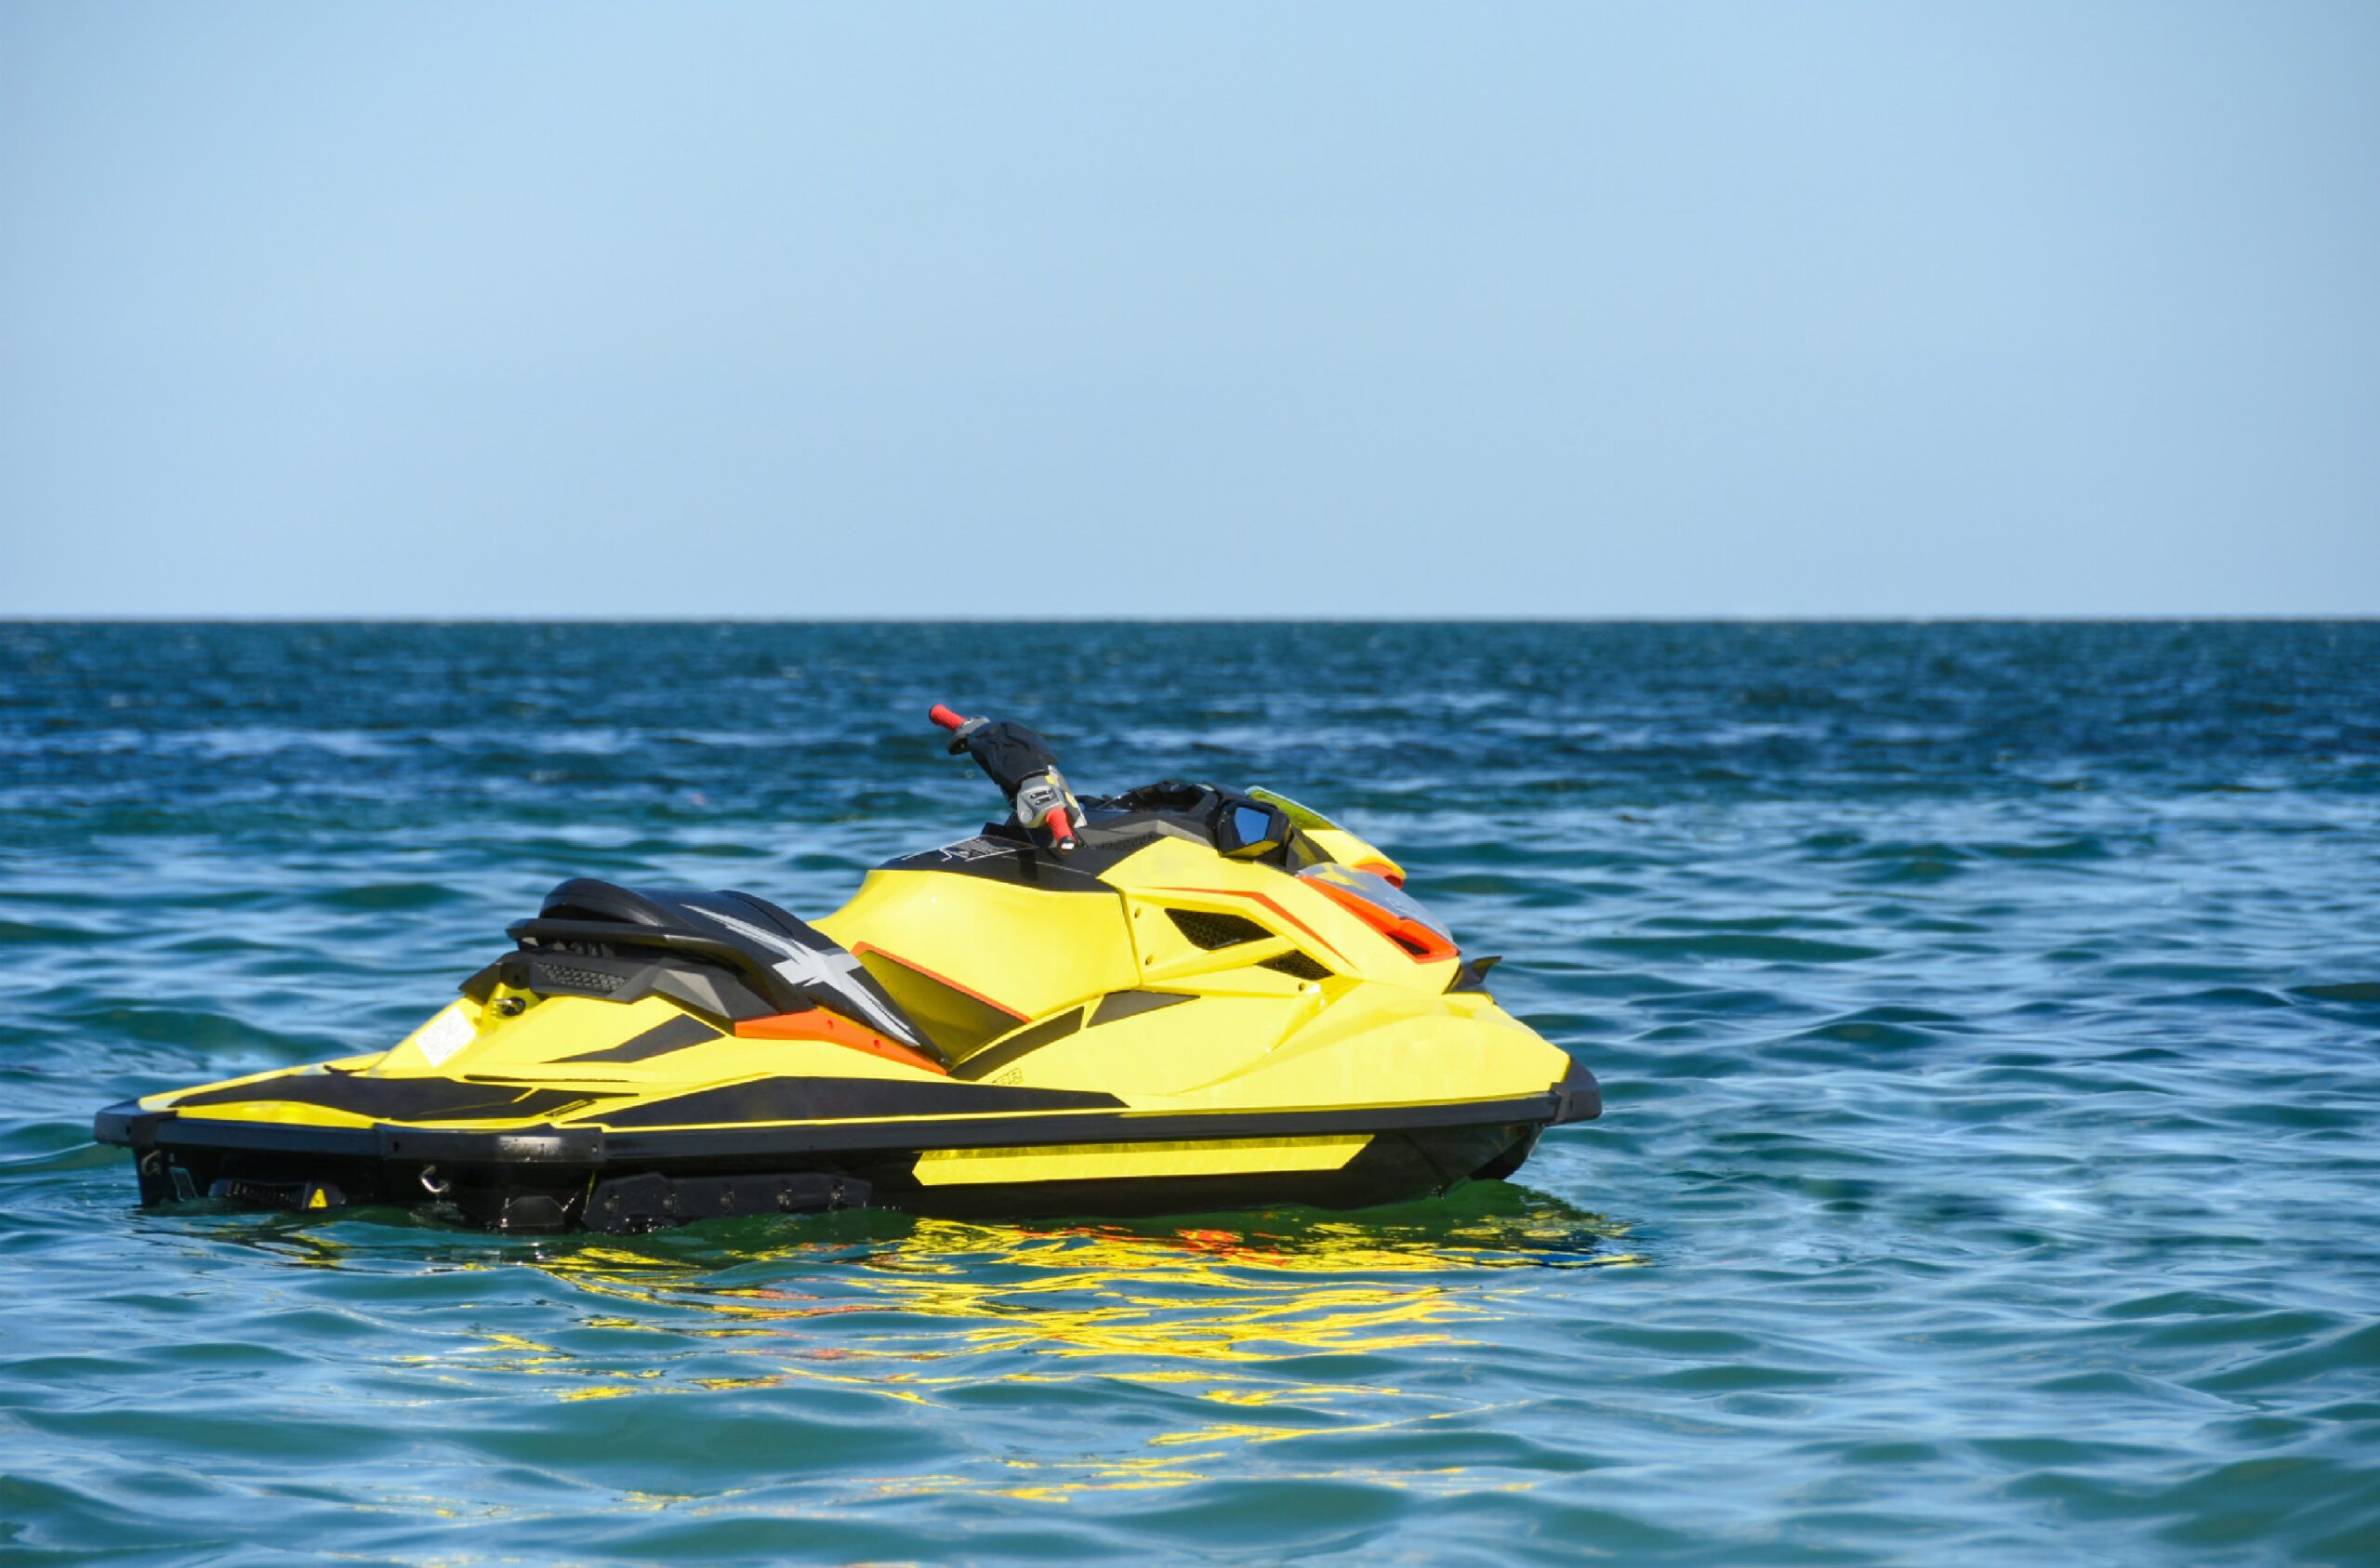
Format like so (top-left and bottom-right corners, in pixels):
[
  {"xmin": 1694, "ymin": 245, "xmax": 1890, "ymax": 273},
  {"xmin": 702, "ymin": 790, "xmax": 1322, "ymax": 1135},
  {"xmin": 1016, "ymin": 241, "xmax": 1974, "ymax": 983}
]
[{"xmin": 537, "ymin": 879, "xmax": 932, "ymax": 1054}]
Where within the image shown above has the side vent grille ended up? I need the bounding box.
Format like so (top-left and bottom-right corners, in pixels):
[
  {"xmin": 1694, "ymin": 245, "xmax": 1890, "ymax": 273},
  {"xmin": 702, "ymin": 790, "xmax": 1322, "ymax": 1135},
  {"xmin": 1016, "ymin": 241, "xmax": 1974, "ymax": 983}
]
[
  {"xmin": 536, "ymin": 961, "xmax": 627, "ymax": 994},
  {"xmin": 1259, "ymin": 952, "xmax": 1332, "ymax": 981},
  {"xmin": 1166, "ymin": 908, "xmax": 1270, "ymax": 950}
]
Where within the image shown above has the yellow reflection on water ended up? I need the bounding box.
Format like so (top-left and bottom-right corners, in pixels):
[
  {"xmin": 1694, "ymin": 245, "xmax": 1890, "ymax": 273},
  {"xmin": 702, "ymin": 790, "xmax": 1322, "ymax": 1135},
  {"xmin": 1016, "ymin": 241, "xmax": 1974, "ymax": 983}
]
[
  {"xmin": 522, "ymin": 1206, "xmax": 1640, "ymax": 1366},
  {"xmin": 203, "ymin": 1188, "xmax": 1640, "ymax": 1505}
]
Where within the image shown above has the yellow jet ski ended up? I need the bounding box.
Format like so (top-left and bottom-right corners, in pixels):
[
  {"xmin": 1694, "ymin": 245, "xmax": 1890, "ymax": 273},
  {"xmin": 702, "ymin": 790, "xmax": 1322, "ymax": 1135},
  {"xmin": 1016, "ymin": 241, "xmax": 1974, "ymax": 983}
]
[{"xmin": 95, "ymin": 707, "xmax": 1599, "ymax": 1232}]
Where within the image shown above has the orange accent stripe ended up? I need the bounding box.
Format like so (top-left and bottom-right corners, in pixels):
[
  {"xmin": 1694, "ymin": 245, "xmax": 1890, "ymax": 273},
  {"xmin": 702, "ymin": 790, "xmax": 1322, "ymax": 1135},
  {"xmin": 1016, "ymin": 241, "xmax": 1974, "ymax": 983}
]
[
  {"xmin": 848, "ymin": 942, "xmax": 1029, "ymax": 1021},
  {"xmin": 1302, "ymin": 876, "xmax": 1459, "ymax": 964},
  {"xmin": 1149, "ymin": 886, "xmax": 1353, "ymax": 965},
  {"xmin": 1352, "ymin": 859, "xmax": 1406, "ymax": 888},
  {"xmin": 733, "ymin": 1009, "xmax": 950, "ymax": 1075}
]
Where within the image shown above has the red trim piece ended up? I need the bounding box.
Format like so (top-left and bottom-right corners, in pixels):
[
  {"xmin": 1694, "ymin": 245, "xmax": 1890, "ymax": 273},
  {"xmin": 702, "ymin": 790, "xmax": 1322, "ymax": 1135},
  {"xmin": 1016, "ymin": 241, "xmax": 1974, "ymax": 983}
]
[
  {"xmin": 734, "ymin": 1009, "xmax": 950, "ymax": 1076},
  {"xmin": 1149, "ymin": 886, "xmax": 1353, "ymax": 965},
  {"xmin": 848, "ymin": 942, "xmax": 1029, "ymax": 1021},
  {"xmin": 1302, "ymin": 876, "xmax": 1459, "ymax": 964},
  {"xmin": 1352, "ymin": 859, "xmax": 1406, "ymax": 888},
  {"xmin": 928, "ymin": 705, "xmax": 969, "ymax": 731}
]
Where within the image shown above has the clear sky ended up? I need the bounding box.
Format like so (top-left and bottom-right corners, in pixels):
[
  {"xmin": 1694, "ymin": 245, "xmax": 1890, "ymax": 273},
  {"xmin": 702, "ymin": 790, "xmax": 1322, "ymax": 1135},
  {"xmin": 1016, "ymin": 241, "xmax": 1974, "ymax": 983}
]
[{"xmin": 3, "ymin": 3, "xmax": 2374, "ymax": 618}]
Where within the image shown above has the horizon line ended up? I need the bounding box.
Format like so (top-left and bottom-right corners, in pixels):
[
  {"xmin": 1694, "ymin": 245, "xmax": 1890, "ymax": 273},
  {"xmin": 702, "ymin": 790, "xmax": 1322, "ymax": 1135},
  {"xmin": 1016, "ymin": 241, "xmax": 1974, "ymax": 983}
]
[{"xmin": 4, "ymin": 613, "xmax": 2376, "ymax": 627}]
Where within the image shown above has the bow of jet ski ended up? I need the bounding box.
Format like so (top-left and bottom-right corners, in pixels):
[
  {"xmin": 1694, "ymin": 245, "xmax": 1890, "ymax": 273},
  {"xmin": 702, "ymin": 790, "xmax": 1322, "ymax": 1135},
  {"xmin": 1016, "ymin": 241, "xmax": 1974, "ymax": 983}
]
[{"xmin": 96, "ymin": 708, "xmax": 1599, "ymax": 1232}]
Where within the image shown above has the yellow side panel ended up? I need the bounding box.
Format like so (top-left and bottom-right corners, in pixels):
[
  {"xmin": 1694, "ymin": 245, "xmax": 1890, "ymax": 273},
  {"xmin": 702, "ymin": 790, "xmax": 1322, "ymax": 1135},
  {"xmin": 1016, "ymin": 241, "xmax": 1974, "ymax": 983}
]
[
  {"xmin": 1104, "ymin": 836, "xmax": 1457, "ymax": 989},
  {"xmin": 376, "ymin": 994, "xmax": 950, "ymax": 1091},
  {"xmin": 371, "ymin": 994, "xmax": 686, "ymax": 1079},
  {"xmin": 1196, "ymin": 991, "xmax": 1573, "ymax": 1111},
  {"xmin": 914, "ymin": 1134, "xmax": 1371, "ymax": 1186},
  {"xmin": 817, "ymin": 869, "xmax": 1141, "ymax": 1020},
  {"xmin": 556, "ymin": 1036, "xmax": 949, "ymax": 1095},
  {"xmin": 993, "ymin": 993, "xmax": 1318, "ymax": 1098}
]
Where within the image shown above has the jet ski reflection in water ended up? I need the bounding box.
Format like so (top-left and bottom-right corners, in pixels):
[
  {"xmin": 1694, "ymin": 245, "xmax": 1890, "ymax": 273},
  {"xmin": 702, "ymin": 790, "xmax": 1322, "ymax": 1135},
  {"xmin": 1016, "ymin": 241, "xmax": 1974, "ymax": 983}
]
[{"xmin": 96, "ymin": 707, "xmax": 1600, "ymax": 1232}]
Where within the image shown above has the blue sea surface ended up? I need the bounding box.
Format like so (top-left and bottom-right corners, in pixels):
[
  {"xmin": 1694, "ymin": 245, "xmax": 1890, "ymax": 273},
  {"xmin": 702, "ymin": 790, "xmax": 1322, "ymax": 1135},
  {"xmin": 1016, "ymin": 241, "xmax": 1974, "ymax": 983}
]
[{"xmin": 2, "ymin": 621, "xmax": 2376, "ymax": 1565}]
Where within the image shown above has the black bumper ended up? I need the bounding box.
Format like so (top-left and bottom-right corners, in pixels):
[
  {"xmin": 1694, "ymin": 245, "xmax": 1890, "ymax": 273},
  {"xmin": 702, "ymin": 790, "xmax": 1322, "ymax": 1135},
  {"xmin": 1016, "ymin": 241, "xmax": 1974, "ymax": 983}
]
[
  {"xmin": 94, "ymin": 1067, "xmax": 1603, "ymax": 1231},
  {"xmin": 96, "ymin": 1073, "xmax": 1596, "ymax": 1167},
  {"xmin": 1550, "ymin": 1055, "xmax": 1601, "ymax": 1124}
]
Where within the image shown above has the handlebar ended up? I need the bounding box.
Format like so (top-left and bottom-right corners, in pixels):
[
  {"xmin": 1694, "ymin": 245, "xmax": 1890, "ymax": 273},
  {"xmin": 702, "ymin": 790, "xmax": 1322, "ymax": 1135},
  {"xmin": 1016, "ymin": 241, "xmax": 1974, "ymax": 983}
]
[{"xmin": 927, "ymin": 705, "xmax": 1079, "ymax": 854}]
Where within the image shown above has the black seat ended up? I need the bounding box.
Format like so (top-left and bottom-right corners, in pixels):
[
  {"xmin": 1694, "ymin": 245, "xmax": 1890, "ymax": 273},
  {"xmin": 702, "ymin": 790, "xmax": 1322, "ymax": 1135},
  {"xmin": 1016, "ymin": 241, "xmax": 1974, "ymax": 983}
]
[
  {"xmin": 542, "ymin": 879, "xmax": 831, "ymax": 957},
  {"xmin": 532, "ymin": 879, "xmax": 934, "ymax": 1056}
]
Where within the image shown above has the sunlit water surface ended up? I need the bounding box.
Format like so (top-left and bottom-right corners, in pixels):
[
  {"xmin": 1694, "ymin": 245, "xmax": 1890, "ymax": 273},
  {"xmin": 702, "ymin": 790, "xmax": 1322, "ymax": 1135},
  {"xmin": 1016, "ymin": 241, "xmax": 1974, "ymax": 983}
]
[{"xmin": 3, "ymin": 622, "xmax": 2376, "ymax": 1564}]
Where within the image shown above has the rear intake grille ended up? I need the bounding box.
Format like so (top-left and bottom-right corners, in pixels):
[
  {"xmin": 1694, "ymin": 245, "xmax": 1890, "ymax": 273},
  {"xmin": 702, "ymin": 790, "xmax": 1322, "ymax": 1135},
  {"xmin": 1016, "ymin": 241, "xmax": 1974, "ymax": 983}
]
[
  {"xmin": 1166, "ymin": 908, "xmax": 1270, "ymax": 950},
  {"xmin": 1259, "ymin": 952, "xmax": 1332, "ymax": 981}
]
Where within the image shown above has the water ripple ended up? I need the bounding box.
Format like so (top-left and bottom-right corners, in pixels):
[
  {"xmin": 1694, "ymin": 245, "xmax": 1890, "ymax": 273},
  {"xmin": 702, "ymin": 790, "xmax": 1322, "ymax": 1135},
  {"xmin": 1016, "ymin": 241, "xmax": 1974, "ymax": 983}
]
[{"xmin": 2, "ymin": 621, "xmax": 2377, "ymax": 1563}]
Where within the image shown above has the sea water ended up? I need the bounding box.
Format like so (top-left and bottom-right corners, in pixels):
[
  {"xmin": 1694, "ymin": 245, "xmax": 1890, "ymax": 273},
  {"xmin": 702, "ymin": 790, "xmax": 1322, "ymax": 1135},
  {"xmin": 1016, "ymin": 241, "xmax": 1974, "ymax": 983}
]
[{"xmin": 1, "ymin": 621, "xmax": 2374, "ymax": 1564}]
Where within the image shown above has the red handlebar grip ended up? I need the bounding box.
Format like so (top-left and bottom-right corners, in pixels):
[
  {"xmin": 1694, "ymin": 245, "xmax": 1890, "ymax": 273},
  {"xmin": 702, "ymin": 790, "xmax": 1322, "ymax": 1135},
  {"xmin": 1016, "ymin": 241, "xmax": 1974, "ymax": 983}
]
[
  {"xmin": 927, "ymin": 705, "xmax": 969, "ymax": 731},
  {"xmin": 1042, "ymin": 806, "xmax": 1078, "ymax": 852}
]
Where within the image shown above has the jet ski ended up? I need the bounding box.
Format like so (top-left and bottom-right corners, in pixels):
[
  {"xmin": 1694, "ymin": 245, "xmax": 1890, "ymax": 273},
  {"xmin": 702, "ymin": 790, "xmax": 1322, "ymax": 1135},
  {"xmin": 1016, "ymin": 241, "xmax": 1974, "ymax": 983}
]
[{"xmin": 95, "ymin": 707, "xmax": 1599, "ymax": 1232}]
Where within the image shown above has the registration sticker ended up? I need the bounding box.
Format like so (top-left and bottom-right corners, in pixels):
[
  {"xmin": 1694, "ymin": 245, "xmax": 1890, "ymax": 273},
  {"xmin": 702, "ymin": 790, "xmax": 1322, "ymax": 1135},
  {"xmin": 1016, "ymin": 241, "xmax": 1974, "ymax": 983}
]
[{"xmin": 414, "ymin": 1005, "xmax": 477, "ymax": 1068}]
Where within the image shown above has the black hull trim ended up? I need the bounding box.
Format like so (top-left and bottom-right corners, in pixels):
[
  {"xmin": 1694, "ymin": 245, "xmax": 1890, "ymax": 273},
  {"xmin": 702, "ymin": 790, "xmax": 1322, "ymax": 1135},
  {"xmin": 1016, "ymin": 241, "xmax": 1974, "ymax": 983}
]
[
  {"xmin": 97, "ymin": 1063, "xmax": 1595, "ymax": 1167},
  {"xmin": 102, "ymin": 1120, "xmax": 1540, "ymax": 1232},
  {"xmin": 94, "ymin": 1090, "xmax": 1591, "ymax": 1232}
]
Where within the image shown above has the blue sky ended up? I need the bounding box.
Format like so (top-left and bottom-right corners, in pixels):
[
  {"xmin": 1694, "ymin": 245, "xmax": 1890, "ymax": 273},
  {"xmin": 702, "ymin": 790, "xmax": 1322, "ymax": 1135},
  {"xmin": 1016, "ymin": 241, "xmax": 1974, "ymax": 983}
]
[{"xmin": 3, "ymin": 3, "xmax": 2374, "ymax": 617}]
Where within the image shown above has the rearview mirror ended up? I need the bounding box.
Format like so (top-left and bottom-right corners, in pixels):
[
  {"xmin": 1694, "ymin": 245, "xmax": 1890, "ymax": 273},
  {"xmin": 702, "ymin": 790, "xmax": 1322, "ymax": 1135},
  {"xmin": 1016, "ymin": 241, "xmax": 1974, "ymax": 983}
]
[{"xmin": 1214, "ymin": 798, "xmax": 1293, "ymax": 860}]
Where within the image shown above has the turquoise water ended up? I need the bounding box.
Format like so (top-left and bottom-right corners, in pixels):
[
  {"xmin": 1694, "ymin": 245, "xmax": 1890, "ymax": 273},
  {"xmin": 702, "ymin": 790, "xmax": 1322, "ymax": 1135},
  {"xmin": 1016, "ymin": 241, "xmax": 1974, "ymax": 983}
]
[{"xmin": 3, "ymin": 621, "xmax": 2376, "ymax": 1564}]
